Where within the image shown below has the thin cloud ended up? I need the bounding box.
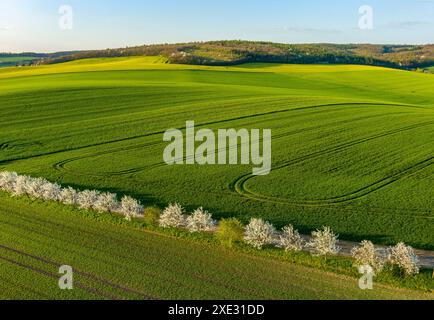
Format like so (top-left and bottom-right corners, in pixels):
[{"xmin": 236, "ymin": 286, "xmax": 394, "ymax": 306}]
[
  {"xmin": 249, "ymin": 26, "xmax": 343, "ymax": 35},
  {"xmin": 282, "ymin": 26, "xmax": 342, "ymax": 34},
  {"xmin": 381, "ymin": 21, "xmax": 430, "ymax": 29}
]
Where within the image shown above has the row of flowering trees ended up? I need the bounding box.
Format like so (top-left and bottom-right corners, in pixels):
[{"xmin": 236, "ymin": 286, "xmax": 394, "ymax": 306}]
[
  {"xmin": 157, "ymin": 201, "xmax": 420, "ymax": 276},
  {"xmin": 0, "ymin": 171, "xmax": 143, "ymax": 221},
  {"xmin": 0, "ymin": 171, "xmax": 420, "ymax": 276},
  {"xmin": 240, "ymin": 220, "xmax": 419, "ymax": 276},
  {"xmin": 351, "ymin": 240, "xmax": 420, "ymax": 276}
]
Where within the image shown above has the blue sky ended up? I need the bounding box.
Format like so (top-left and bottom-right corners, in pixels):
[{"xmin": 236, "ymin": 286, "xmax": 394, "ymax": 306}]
[{"xmin": 0, "ymin": 0, "xmax": 433, "ymax": 52}]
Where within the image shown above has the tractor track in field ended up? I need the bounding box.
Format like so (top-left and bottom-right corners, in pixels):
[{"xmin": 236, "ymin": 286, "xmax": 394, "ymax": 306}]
[
  {"xmin": 50, "ymin": 102, "xmax": 415, "ymax": 178},
  {"xmin": 7, "ymin": 206, "xmax": 391, "ymax": 298},
  {"xmin": 1, "ymin": 96, "xmax": 318, "ymax": 164},
  {"xmin": 0, "ymin": 239, "xmax": 329, "ymax": 300},
  {"xmin": 0, "ymin": 220, "xmax": 202, "ymax": 299},
  {"xmin": 3, "ymin": 208, "xmax": 434, "ymax": 283},
  {"xmin": 0, "ymin": 143, "xmax": 9, "ymax": 150},
  {"xmin": 0, "ymin": 140, "xmax": 42, "ymax": 151},
  {"xmin": 0, "ymin": 243, "xmax": 159, "ymax": 300},
  {"xmin": 0, "ymin": 253, "xmax": 120, "ymax": 300},
  {"xmin": 0, "ymin": 217, "xmax": 373, "ymax": 299},
  {"xmin": 233, "ymin": 156, "xmax": 434, "ymax": 208},
  {"xmin": 1, "ymin": 215, "xmax": 279, "ymax": 299},
  {"xmin": 1, "ymin": 195, "xmax": 434, "ymax": 294},
  {"xmin": 230, "ymin": 120, "xmax": 434, "ymax": 208},
  {"xmin": 52, "ymin": 110, "xmax": 390, "ymax": 177},
  {"xmin": 47, "ymin": 103, "xmax": 434, "ymax": 215},
  {"xmin": 0, "ymin": 101, "xmax": 416, "ymax": 169}
]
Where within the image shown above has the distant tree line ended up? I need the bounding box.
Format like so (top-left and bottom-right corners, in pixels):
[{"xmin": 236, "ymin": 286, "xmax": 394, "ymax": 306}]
[{"xmin": 5, "ymin": 41, "xmax": 434, "ymax": 70}]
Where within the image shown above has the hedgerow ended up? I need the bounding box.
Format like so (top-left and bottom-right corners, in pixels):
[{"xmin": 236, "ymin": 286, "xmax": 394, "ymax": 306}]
[{"xmin": 0, "ymin": 171, "xmax": 143, "ymax": 220}]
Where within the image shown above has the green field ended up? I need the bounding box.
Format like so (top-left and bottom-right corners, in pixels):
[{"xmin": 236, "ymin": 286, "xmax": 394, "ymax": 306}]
[
  {"xmin": 0, "ymin": 56, "xmax": 433, "ymax": 252},
  {"xmin": 1, "ymin": 193, "xmax": 432, "ymax": 300}
]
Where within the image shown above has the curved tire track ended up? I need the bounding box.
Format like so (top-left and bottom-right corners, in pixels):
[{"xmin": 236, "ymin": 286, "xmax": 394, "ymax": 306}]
[
  {"xmin": 231, "ymin": 121, "xmax": 434, "ymax": 207},
  {"xmin": 0, "ymin": 244, "xmax": 158, "ymax": 300},
  {"xmin": 52, "ymin": 102, "xmax": 415, "ymax": 177},
  {"xmin": 0, "ymin": 254, "xmax": 120, "ymax": 300}
]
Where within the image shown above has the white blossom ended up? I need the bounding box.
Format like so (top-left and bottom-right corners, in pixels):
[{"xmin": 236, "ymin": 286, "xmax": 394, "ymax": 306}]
[
  {"xmin": 40, "ymin": 181, "xmax": 61, "ymax": 201},
  {"xmin": 0, "ymin": 171, "xmax": 18, "ymax": 191},
  {"xmin": 0, "ymin": 171, "xmax": 143, "ymax": 222},
  {"xmin": 186, "ymin": 207, "xmax": 216, "ymax": 232},
  {"xmin": 77, "ymin": 190, "xmax": 100, "ymax": 210},
  {"xmin": 95, "ymin": 192, "xmax": 119, "ymax": 213},
  {"xmin": 307, "ymin": 226, "xmax": 341, "ymax": 256},
  {"xmin": 159, "ymin": 203, "xmax": 186, "ymax": 228},
  {"xmin": 26, "ymin": 177, "xmax": 48, "ymax": 198},
  {"xmin": 119, "ymin": 195, "xmax": 143, "ymax": 221},
  {"xmin": 244, "ymin": 218, "xmax": 276, "ymax": 249},
  {"xmin": 59, "ymin": 187, "xmax": 79, "ymax": 205},
  {"xmin": 277, "ymin": 225, "xmax": 304, "ymax": 252},
  {"xmin": 12, "ymin": 175, "xmax": 32, "ymax": 196},
  {"xmin": 387, "ymin": 242, "xmax": 420, "ymax": 276},
  {"xmin": 351, "ymin": 240, "xmax": 385, "ymax": 274}
]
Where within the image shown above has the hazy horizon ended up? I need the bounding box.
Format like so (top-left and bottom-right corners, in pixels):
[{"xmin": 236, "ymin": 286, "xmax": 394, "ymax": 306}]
[{"xmin": 3, "ymin": 40, "xmax": 434, "ymax": 55}]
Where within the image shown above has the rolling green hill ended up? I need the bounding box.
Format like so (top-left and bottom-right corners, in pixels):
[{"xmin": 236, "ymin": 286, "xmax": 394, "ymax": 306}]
[
  {"xmin": 1, "ymin": 193, "xmax": 432, "ymax": 300},
  {"xmin": 0, "ymin": 57, "xmax": 433, "ymax": 252}
]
